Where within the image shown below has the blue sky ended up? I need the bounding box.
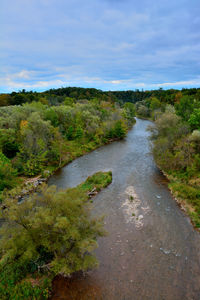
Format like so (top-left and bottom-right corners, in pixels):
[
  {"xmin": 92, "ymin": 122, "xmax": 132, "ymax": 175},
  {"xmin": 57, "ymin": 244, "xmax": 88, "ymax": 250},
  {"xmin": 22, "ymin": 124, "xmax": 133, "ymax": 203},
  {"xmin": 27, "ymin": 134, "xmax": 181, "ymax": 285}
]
[{"xmin": 1, "ymin": 0, "xmax": 200, "ymax": 92}]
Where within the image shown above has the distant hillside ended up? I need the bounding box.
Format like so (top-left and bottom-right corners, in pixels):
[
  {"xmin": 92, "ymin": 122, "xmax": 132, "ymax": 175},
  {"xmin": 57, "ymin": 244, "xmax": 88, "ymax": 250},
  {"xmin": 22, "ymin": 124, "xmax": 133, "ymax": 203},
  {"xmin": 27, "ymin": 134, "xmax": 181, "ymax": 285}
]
[{"xmin": 0, "ymin": 86, "xmax": 200, "ymax": 107}]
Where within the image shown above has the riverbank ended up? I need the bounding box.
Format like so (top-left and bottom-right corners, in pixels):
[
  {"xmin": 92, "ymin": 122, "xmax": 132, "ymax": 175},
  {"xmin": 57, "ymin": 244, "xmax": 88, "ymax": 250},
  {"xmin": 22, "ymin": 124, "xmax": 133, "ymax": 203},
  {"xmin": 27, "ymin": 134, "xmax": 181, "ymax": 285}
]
[
  {"xmin": 136, "ymin": 115, "xmax": 200, "ymax": 230},
  {"xmin": 2, "ymin": 121, "xmax": 135, "ymax": 201},
  {"xmin": 160, "ymin": 169, "xmax": 200, "ymax": 230},
  {"xmin": 0, "ymin": 99, "xmax": 136, "ymax": 202},
  {"xmin": 148, "ymin": 128, "xmax": 200, "ymax": 229}
]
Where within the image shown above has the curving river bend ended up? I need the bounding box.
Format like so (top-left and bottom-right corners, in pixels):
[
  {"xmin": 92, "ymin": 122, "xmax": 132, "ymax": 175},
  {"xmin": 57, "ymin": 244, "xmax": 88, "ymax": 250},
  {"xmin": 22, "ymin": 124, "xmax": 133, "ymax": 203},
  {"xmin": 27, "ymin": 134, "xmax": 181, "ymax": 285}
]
[{"xmin": 49, "ymin": 118, "xmax": 200, "ymax": 300}]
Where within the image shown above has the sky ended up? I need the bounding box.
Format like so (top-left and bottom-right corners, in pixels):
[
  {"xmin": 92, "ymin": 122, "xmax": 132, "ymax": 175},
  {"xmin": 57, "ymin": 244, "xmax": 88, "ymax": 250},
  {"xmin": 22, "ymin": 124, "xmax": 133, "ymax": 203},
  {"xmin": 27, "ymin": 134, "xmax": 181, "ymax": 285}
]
[{"xmin": 0, "ymin": 0, "xmax": 200, "ymax": 92}]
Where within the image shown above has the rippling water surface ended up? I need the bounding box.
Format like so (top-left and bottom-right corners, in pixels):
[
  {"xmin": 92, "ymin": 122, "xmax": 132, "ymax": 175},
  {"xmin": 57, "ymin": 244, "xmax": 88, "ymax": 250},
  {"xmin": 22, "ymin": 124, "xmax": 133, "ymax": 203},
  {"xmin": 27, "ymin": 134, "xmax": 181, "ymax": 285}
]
[{"xmin": 49, "ymin": 118, "xmax": 200, "ymax": 300}]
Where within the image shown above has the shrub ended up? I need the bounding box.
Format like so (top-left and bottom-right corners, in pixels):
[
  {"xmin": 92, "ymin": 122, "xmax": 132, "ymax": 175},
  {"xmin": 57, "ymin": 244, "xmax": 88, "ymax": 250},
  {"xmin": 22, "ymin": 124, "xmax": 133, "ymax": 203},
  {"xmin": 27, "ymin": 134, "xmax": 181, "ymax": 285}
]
[{"xmin": 0, "ymin": 152, "xmax": 17, "ymax": 191}]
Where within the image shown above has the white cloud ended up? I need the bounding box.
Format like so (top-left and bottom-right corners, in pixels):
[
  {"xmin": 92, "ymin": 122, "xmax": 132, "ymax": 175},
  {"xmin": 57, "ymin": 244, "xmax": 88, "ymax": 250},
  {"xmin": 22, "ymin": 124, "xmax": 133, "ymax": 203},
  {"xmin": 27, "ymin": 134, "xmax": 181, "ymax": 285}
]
[
  {"xmin": 0, "ymin": 0, "xmax": 200, "ymax": 92},
  {"xmin": 1, "ymin": 74, "xmax": 200, "ymax": 92},
  {"xmin": 13, "ymin": 70, "xmax": 34, "ymax": 79}
]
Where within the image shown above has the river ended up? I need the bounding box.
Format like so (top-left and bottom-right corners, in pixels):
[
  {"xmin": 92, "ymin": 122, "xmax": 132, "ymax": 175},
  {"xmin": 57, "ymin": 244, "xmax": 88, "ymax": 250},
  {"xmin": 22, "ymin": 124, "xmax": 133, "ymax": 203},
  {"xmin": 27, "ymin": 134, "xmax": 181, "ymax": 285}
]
[{"xmin": 49, "ymin": 118, "xmax": 200, "ymax": 300}]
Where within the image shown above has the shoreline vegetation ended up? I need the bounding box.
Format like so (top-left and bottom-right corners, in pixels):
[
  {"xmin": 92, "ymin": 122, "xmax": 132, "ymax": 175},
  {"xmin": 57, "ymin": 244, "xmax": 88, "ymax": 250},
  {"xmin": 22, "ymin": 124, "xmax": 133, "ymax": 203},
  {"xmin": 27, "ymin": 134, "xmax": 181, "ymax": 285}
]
[
  {"xmin": 0, "ymin": 94, "xmax": 136, "ymax": 201},
  {"xmin": 0, "ymin": 171, "xmax": 112, "ymax": 299},
  {"xmin": 5, "ymin": 133, "xmax": 133, "ymax": 202},
  {"xmin": 135, "ymin": 91, "xmax": 200, "ymax": 230},
  {"xmin": 136, "ymin": 112, "xmax": 200, "ymax": 229},
  {"xmin": 157, "ymin": 165, "xmax": 200, "ymax": 231},
  {"xmin": 135, "ymin": 114, "xmax": 200, "ymax": 230}
]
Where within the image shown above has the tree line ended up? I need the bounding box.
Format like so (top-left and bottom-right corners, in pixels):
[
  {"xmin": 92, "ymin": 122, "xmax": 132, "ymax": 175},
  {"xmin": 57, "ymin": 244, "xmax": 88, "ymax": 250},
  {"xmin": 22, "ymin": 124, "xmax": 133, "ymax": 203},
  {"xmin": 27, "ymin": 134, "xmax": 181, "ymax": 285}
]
[{"xmin": 1, "ymin": 86, "xmax": 200, "ymax": 107}]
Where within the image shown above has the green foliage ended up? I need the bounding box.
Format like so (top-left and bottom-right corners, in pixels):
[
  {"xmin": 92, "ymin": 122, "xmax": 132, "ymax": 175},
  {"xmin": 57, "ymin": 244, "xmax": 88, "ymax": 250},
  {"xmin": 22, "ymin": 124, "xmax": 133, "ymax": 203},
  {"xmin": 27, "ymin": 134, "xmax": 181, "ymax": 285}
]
[
  {"xmin": 75, "ymin": 126, "xmax": 84, "ymax": 139},
  {"xmin": 188, "ymin": 108, "xmax": 200, "ymax": 130},
  {"xmin": 0, "ymin": 172, "xmax": 112, "ymax": 294},
  {"xmin": 22, "ymin": 154, "xmax": 47, "ymax": 176},
  {"xmin": 0, "ymin": 129, "xmax": 19, "ymax": 158},
  {"xmin": 135, "ymin": 102, "xmax": 150, "ymax": 118},
  {"xmin": 149, "ymin": 106, "xmax": 200, "ymax": 228},
  {"xmin": 175, "ymin": 95, "xmax": 198, "ymax": 121},
  {"xmin": 1, "ymin": 86, "xmax": 200, "ymax": 108},
  {"xmin": 105, "ymin": 120, "xmax": 127, "ymax": 140},
  {"xmin": 169, "ymin": 182, "xmax": 200, "ymax": 228},
  {"xmin": 44, "ymin": 108, "xmax": 59, "ymax": 127},
  {"xmin": 0, "ymin": 262, "xmax": 51, "ymax": 300},
  {"xmin": 66, "ymin": 125, "xmax": 74, "ymax": 140},
  {"xmin": 0, "ymin": 152, "xmax": 17, "ymax": 192},
  {"xmin": 63, "ymin": 97, "xmax": 75, "ymax": 106},
  {"xmin": 149, "ymin": 112, "xmax": 190, "ymax": 155},
  {"xmin": 81, "ymin": 171, "xmax": 112, "ymax": 191},
  {"xmin": 0, "ymin": 97, "xmax": 131, "ymax": 181},
  {"xmin": 0, "ymin": 172, "xmax": 111, "ymax": 298},
  {"xmin": 149, "ymin": 97, "xmax": 161, "ymax": 110},
  {"xmin": 123, "ymin": 102, "xmax": 136, "ymax": 126},
  {"xmin": 113, "ymin": 120, "xmax": 127, "ymax": 139}
]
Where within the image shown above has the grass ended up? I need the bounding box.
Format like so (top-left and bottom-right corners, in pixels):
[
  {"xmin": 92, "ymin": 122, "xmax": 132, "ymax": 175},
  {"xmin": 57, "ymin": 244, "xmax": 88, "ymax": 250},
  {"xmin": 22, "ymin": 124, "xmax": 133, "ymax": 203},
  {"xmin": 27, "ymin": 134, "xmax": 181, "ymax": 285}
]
[
  {"xmin": 80, "ymin": 171, "xmax": 112, "ymax": 193},
  {"xmin": 169, "ymin": 179, "xmax": 200, "ymax": 228},
  {"xmin": 0, "ymin": 262, "xmax": 51, "ymax": 300},
  {"xmin": 156, "ymin": 166, "xmax": 200, "ymax": 229}
]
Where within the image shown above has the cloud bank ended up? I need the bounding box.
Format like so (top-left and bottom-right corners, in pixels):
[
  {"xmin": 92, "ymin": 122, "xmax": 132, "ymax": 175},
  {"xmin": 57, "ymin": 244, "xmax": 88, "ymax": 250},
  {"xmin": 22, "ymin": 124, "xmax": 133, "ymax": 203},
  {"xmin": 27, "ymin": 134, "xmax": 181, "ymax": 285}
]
[{"xmin": 1, "ymin": 0, "xmax": 200, "ymax": 92}]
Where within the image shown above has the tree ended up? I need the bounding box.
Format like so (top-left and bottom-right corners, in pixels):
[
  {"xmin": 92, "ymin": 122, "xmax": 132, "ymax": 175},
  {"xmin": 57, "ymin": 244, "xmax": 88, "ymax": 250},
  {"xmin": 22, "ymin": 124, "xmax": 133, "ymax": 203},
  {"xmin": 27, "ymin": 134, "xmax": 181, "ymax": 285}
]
[
  {"xmin": 124, "ymin": 102, "xmax": 135, "ymax": 118},
  {"xmin": 0, "ymin": 152, "xmax": 17, "ymax": 191},
  {"xmin": 150, "ymin": 97, "xmax": 161, "ymax": 111},
  {"xmin": 189, "ymin": 108, "xmax": 200, "ymax": 130},
  {"xmin": 148, "ymin": 112, "xmax": 190, "ymax": 171},
  {"xmin": 44, "ymin": 108, "xmax": 59, "ymax": 127},
  {"xmin": 64, "ymin": 97, "xmax": 75, "ymax": 106},
  {"xmin": 137, "ymin": 105, "xmax": 149, "ymax": 117},
  {"xmin": 123, "ymin": 102, "xmax": 135, "ymax": 125},
  {"xmin": 0, "ymin": 173, "xmax": 110, "ymax": 277},
  {"xmin": 0, "ymin": 129, "xmax": 19, "ymax": 158},
  {"xmin": 113, "ymin": 120, "xmax": 127, "ymax": 139},
  {"xmin": 18, "ymin": 112, "xmax": 56, "ymax": 175},
  {"xmin": 175, "ymin": 95, "xmax": 194, "ymax": 121},
  {"xmin": 0, "ymin": 94, "xmax": 12, "ymax": 106}
]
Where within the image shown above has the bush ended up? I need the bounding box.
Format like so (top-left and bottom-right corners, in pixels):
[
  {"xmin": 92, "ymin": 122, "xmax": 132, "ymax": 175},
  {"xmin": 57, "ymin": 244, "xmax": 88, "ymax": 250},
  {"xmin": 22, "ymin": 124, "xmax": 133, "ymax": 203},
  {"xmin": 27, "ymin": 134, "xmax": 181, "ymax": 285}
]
[
  {"xmin": 0, "ymin": 172, "xmax": 112, "ymax": 286},
  {"xmin": 0, "ymin": 152, "xmax": 17, "ymax": 191},
  {"xmin": 0, "ymin": 262, "xmax": 51, "ymax": 300},
  {"xmin": 0, "ymin": 172, "xmax": 112, "ymax": 298},
  {"xmin": 113, "ymin": 120, "xmax": 127, "ymax": 139}
]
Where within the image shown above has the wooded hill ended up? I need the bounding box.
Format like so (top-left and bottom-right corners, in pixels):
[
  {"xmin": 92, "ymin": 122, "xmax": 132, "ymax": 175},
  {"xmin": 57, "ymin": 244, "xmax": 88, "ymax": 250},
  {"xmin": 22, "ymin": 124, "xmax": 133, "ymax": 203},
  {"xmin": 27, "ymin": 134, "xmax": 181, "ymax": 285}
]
[{"xmin": 0, "ymin": 86, "xmax": 200, "ymax": 107}]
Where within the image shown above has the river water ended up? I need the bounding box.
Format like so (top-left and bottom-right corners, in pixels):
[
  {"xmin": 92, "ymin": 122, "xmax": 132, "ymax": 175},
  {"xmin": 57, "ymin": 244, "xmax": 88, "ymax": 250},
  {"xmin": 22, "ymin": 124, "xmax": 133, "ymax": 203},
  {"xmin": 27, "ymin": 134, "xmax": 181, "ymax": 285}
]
[{"xmin": 49, "ymin": 118, "xmax": 200, "ymax": 300}]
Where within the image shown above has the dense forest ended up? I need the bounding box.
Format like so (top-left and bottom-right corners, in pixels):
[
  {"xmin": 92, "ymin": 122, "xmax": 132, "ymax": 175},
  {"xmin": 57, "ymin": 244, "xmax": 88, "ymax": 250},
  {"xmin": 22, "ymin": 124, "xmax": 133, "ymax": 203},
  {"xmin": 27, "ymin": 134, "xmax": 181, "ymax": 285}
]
[{"xmin": 135, "ymin": 90, "xmax": 200, "ymax": 228}]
